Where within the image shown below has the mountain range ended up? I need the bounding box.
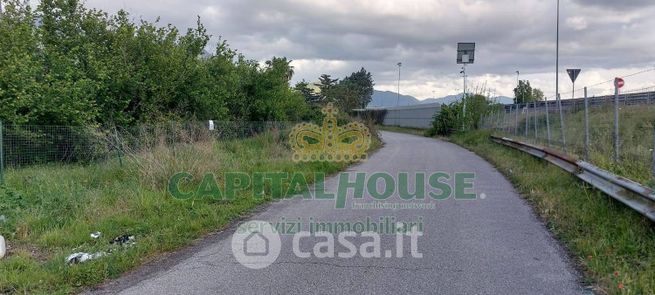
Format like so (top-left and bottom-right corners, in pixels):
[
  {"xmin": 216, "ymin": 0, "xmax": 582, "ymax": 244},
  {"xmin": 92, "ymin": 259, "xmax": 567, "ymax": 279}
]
[{"xmin": 368, "ymin": 90, "xmax": 513, "ymax": 108}]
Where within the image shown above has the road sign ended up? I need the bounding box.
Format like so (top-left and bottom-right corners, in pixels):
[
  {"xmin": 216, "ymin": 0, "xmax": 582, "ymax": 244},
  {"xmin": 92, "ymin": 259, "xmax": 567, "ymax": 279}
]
[
  {"xmin": 614, "ymin": 77, "xmax": 625, "ymax": 89},
  {"xmin": 457, "ymin": 43, "xmax": 475, "ymax": 64},
  {"xmin": 566, "ymin": 69, "xmax": 581, "ymax": 83}
]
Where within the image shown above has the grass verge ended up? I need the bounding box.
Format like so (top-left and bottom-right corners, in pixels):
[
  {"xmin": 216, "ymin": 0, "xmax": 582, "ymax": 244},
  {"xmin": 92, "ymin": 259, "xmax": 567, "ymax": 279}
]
[
  {"xmin": 501, "ymin": 103, "xmax": 655, "ymax": 185},
  {"xmin": 0, "ymin": 128, "xmax": 381, "ymax": 294},
  {"xmin": 451, "ymin": 130, "xmax": 655, "ymax": 295}
]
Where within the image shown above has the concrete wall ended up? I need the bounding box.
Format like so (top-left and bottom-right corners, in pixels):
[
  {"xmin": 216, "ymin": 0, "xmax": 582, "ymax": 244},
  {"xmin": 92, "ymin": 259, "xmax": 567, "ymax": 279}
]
[{"xmin": 355, "ymin": 103, "xmax": 441, "ymax": 129}]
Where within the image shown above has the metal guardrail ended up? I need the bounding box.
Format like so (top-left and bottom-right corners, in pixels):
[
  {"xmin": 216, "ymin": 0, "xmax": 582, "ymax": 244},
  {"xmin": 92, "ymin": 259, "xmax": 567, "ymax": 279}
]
[{"xmin": 490, "ymin": 135, "xmax": 655, "ymax": 222}]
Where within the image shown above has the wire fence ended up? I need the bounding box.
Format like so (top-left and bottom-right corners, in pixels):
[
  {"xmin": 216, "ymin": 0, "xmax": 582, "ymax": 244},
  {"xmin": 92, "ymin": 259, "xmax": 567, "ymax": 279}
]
[
  {"xmin": 481, "ymin": 90, "xmax": 655, "ymax": 185},
  {"xmin": 0, "ymin": 121, "xmax": 294, "ymax": 183}
]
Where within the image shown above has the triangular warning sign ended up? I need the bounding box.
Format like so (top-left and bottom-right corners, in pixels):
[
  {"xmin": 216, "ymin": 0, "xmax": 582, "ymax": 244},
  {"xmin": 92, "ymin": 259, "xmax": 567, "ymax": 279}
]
[{"xmin": 566, "ymin": 69, "xmax": 581, "ymax": 83}]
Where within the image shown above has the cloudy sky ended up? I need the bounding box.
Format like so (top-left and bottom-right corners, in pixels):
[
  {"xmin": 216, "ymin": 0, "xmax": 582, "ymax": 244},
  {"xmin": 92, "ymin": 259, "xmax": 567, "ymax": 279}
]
[{"xmin": 81, "ymin": 0, "xmax": 655, "ymax": 100}]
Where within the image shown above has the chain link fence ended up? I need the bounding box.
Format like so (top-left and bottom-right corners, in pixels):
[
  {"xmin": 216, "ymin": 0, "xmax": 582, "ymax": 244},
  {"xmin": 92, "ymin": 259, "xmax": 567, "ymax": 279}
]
[
  {"xmin": 0, "ymin": 121, "xmax": 294, "ymax": 184},
  {"xmin": 482, "ymin": 91, "xmax": 655, "ymax": 185}
]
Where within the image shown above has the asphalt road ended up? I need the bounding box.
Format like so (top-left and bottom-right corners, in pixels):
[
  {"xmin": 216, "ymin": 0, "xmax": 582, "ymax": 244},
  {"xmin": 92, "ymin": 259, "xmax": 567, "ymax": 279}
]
[{"xmin": 90, "ymin": 131, "xmax": 586, "ymax": 295}]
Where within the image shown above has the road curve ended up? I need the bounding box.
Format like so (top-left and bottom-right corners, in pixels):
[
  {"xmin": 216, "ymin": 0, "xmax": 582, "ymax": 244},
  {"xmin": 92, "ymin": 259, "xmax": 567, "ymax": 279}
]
[{"xmin": 90, "ymin": 131, "xmax": 585, "ymax": 295}]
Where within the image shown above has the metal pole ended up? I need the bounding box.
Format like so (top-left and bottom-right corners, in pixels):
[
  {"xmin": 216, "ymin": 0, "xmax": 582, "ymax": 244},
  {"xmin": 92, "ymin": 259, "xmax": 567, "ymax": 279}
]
[
  {"xmin": 613, "ymin": 84, "xmax": 620, "ymax": 162},
  {"xmin": 555, "ymin": 0, "xmax": 560, "ymax": 123},
  {"xmin": 514, "ymin": 104, "xmax": 519, "ymax": 136},
  {"xmin": 533, "ymin": 101, "xmax": 537, "ymax": 139},
  {"xmin": 524, "ymin": 104, "xmax": 528, "ymax": 137},
  {"xmin": 493, "ymin": 110, "xmax": 498, "ymax": 130},
  {"xmin": 584, "ymin": 87, "xmax": 590, "ymax": 161},
  {"xmin": 503, "ymin": 107, "xmax": 508, "ymax": 133},
  {"xmin": 545, "ymin": 96, "xmax": 551, "ymax": 145},
  {"xmin": 0, "ymin": 121, "xmax": 3, "ymax": 185},
  {"xmin": 462, "ymin": 65, "xmax": 467, "ymax": 130},
  {"xmin": 557, "ymin": 93, "xmax": 566, "ymax": 150},
  {"xmin": 396, "ymin": 62, "xmax": 402, "ymax": 107},
  {"xmin": 652, "ymin": 123, "xmax": 655, "ymax": 181}
]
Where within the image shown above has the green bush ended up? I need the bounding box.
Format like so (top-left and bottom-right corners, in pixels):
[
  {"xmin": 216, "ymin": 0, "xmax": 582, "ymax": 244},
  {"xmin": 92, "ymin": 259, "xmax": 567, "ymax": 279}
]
[{"xmin": 427, "ymin": 94, "xmax": 500, "ymax": 136}]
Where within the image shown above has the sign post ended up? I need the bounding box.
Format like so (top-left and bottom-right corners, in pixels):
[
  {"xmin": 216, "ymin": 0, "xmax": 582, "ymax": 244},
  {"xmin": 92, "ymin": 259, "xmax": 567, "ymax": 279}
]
[
  {"xmin": 457, "ymin": 42, "xmax": 475, "ymax": 130},
  {"xmin": 613, "ymin": 77, "xmax": 625, "ymax": 162},
  {"xmin": 566, "ymin": 69, "xmax": 581, "ymax": 99}
]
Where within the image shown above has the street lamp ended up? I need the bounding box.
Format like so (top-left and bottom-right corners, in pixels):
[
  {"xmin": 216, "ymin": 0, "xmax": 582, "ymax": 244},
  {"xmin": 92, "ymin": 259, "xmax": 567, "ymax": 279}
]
[
  {"xmin": 555, "ymin": 0, "xmax": 560, "ymax": 102},
  {"xmin": 396, "ymin": 62, "xmax": 402, "ymax": 107},
  {"xmin": 555, "ymin": 0, "xmax": 565, "ymax": 149}
]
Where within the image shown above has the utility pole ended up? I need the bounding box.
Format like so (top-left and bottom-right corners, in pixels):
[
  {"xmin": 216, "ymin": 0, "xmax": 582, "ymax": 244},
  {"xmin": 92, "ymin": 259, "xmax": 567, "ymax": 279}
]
[
  {"xmin": 555, "ymin": 0, "xmax": 560, "ymax": 118},
  {"xmin": 461, "ymin": 65, "xmax": 467, "ymax": 129},
  {"xmin": 463, "ymin": 65, "xmax": 467, "ymax": 97},
  {"xmin": 396, "ymin": 62, "xmax": 402, "ymax": 107}
]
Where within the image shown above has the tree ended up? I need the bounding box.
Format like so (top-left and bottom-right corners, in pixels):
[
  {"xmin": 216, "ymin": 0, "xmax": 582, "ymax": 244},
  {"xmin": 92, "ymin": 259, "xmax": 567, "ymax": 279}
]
[
  {"xmin": 317, "ymin": 74, "xmax": 338, "ymax": 102},
  {"xmin": 513, "ymin": 80, "xmax": 545, "ymax": 104},
  {"xmin": 0, "ymin": 0, "xmax": 314, "ymax": 126},
  {"xmin": 0, "ymin": 0, "xmax": 41, "ymax": 124},
  {"xmin": 331, "ymin": 83, "xmax": 360, "ymax": 111},
  {"xmin": 513, "ymin": 80, "xmax": 533, "ymax": 104},
  {"xmin": 532, "ymin": 88, "xmax": 545, "ymax": 101},
  {"xmin": 294, "ymin": 80, "xmax": 320, "ymax": 104},
  {"xmin": 340, "ymin": 67, "xmax": 374, "ymax": 109},
  {"xmin": 427, "ymin": 93, "xmax": 497, "ymax": 136}
]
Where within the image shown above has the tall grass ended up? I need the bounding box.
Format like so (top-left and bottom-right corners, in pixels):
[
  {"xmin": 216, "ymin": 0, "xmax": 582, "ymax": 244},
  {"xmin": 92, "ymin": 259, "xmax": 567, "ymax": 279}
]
[
  {"xmin": 452, "ymin": 130, "xmax": 655, "ymax": 295},
  {"xmin": 0, "ymin": 122, "xmax": 376, "ymax": 293},
  {"xmin": 494, "ymin": 102, "xmax": 655, "ymax": 184}
]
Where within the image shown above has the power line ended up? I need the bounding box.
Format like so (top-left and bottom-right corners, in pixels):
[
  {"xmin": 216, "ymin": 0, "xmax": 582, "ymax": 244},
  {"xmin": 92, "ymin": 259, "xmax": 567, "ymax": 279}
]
[
  {"xmin": 545, "ymin": 66, "xmax": 655, "ymax": 98},
  {"xmin": 622, "ymin": 85, "xmax": 655, "ymax": 94}
]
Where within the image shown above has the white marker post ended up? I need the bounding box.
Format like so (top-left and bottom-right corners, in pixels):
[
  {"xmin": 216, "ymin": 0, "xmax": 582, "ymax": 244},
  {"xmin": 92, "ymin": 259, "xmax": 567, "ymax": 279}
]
[{"xmin": 0, "ymin": 235, "xmax": 6, "ymax": 259}]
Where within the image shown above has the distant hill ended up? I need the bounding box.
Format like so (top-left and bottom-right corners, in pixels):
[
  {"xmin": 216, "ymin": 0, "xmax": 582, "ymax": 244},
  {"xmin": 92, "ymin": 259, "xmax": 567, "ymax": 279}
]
[
  {"xmin": 368, "ymin": 90, "xmax": 514, "ymax": 108},
  {"xmin": 368, "ymin": 90, "xmax": 420, "ymax": 107},
  {"xmin": 419, "ymin": 94, "xmax": 514, "ymax": 105}
]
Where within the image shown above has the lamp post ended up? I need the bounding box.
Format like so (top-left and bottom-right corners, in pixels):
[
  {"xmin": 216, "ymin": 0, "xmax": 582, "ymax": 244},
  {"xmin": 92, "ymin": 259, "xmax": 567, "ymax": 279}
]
[
  {"xmin": 555, "ymin": 0, "xmax": 565, "ymax": 150},
  {"xmin": 555, "ymin": 0, "xmax": 560, "ymax": 101},
  {"xmin": 396, "ymin": 62, "xmax": 402, "ymax": 107}
]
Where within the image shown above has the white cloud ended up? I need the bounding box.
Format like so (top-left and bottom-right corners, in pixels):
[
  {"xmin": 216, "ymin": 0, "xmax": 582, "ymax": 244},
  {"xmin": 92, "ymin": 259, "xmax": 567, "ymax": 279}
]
[
  {"xmin": 78, "ymin": 0, "xmax": 655, "ymax": 99},
  {"xmin": 566, "ymin": 17, "xmax": 588, "ymax": 30}
]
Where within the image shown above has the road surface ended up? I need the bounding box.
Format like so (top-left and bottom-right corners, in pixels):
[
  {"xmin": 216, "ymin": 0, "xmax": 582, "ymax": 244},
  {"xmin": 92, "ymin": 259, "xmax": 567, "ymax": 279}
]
[{"xmin": 90, "ymin": 131, "xmax": 586, "ymax": 295}]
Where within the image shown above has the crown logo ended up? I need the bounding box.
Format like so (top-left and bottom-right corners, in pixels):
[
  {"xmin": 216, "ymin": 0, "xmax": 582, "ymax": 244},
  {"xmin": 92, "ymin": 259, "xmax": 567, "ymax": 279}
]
[{"xmin": 289, "ymin": 103, "xmax": 371, "ymax": 162}]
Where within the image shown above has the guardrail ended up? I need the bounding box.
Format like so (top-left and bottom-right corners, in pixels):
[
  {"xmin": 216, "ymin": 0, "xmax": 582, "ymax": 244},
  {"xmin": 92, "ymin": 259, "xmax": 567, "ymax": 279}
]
[{"xmin": 490, "ymin": 135, "xmax": 655, "ymax": 222}]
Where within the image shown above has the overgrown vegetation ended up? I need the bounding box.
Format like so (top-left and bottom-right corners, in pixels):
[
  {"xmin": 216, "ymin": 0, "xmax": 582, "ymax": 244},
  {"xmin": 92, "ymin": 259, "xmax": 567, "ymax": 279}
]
[
  {"xmin": 498, "ymin": 103, "xmax": 655, "ymax": 185},
  {"xmin": 0, "ymin": 126, "xmax": 381, "ymax": 293},
  {"xmin": 0, "ymin": 0, "xmax": 375, "ymax": 127},
  {"xmin": 0, "ymin": 0, "xmax": 383, "ymax": 292},
  {"xmin": 452, "ymin": 130, "xmax": 655, "ymax": 295},
  {"xmin": 513, "ymin": 80, "xmax": 545, "ymax": 104},
  {"xmin": 426, "ymin": 94, "xmax": 500, "ymax": 136},
  {"xmin": 294, "ymin": 70, "xmax": 375, "ymax": 112}
]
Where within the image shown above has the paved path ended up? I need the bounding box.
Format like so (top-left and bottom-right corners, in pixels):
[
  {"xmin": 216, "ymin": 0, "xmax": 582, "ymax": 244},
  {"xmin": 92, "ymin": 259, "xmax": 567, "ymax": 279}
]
[{"xmin": 90, "ymin": 131, "xmax": 585, "ymax": 295}]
